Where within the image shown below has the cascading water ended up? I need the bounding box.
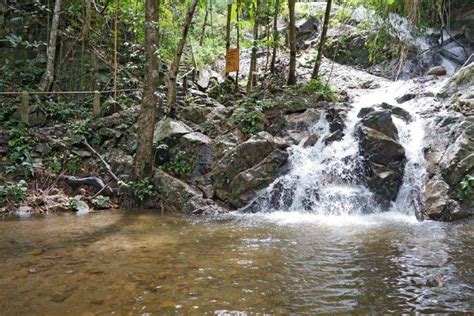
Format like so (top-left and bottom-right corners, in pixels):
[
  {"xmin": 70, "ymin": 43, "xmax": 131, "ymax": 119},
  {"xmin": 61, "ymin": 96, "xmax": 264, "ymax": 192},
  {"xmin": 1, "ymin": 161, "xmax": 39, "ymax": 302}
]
[{"xmin": 244, "ymin": 80, "xmax": 429, "ymax": 218}]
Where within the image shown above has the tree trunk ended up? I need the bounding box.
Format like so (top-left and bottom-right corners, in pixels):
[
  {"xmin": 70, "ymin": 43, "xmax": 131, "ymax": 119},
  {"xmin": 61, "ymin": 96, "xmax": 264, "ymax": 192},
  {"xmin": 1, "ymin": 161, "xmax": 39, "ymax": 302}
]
[
  {"xmin": 287, "ymin": 0, "xmax": 296, "ymax": 85},
  {"xmin": 312, "ymin": 0, "xmax": 332, "ymax": 80},
  {"xmin": 199, "ymin": 7, "xmax": 208, "ymax": 46},
  {"xmin": 113, "ymin": 0, "xmax": 119, "ymax": 100},
  {"xmin": 225, "ymin": 2, "xmax": 232, "ymax": 78},
  {"xmin": 167, "ymin": 0, "xmax": 199, "ymax": 111},
  {"xmin": 39, "ymin": 0, "xmax": 61, "ymax": 92},
  {"xmin": 133, "ymin": 0, "xmax": 161, "ymax": 180},
  {"xmin": 247, "ymin": 0, "xmax": 259, "ymax": 93},
  {"xmin": 270, "ymin": 0, "xmax": 279, "ymax": 73}
]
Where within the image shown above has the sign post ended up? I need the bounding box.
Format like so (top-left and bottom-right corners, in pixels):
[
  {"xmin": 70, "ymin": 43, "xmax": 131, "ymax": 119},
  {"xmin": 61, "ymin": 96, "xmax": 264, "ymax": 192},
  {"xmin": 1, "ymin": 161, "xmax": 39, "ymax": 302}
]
[{"xmin": 225, "ymin": 48, "xmax": 240, "ymax": 73}]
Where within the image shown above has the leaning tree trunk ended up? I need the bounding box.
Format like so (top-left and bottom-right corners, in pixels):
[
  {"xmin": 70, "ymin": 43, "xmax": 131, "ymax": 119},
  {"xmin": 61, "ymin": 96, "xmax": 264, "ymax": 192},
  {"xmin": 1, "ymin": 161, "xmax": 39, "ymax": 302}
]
[
  {"xmin": 167, "ymin": 0, "xmax": 199, "ymax": 111},
  {"xmin": 287, "ymin": 0, "xmax": 296, "ymax": 85},
  {"xmin": 312, "ymin": 0, "xmax": 332, "ymax": 80},
  {"xmin": 270, "ymin": 0, "xmax": 280, "ymax": 73},
  {"xmin": 39, "ymin": 0, "xmax": 61, "ymax": 92},
  {"xmin": 133, "ymin": 0, "xmax": 161, "ymax": 180},
  {"xmin": 247, "ymin": 1, "xmax": 259, "ymax": 92}
]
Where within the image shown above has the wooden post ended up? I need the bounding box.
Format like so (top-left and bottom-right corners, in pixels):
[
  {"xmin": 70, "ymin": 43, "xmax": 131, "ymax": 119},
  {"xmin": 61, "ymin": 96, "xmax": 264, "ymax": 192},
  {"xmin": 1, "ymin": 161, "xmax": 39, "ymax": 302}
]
[
  {"xmin": 183, "ymin": 75, "xmax": 188, "ymax": 95},
  {"xmin": 93, "ymin": 90, "xmax": 101, "ymax": 117},
  {"xmin": 20, "ymin": 91, "xmax": 30, "ymax": 125}
]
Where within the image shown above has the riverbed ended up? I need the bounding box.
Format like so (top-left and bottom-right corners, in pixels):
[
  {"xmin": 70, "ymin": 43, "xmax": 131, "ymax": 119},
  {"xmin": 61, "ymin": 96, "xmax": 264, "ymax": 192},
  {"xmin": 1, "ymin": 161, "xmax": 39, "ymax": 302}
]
[{"xmin": 0, "ymin": 210, "xmax": 472, "ymax": 314}]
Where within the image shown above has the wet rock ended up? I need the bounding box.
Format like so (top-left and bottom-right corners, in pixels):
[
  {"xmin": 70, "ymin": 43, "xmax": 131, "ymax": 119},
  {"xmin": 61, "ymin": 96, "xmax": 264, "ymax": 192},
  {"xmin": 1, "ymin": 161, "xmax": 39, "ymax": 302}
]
[
  {"xmin": 91, "ymin": 195, "xmax": 112, "ymax": 210},
  {"xmin": 212, "ymin": 132, "xmax": 288, "ymax": 204},
  {"xmin": 357, "ymin": 125, "xmax": 406, "ymax": 203},
  {"xmin": 17, "ymin": 206, "xmax": 32, "ymax": 213},
  {"xmin": 153, "ymin": 118, "xmax": 192, "ymax": 143},
  {"xmin": 303, "ymin": 134, "xmax": 319, "ymax": 147},
  {"xmin": 360, "ymin": 110, "xmax": 399, "ymax": 140},
  {"xmin": 69, "ymin": 199, "xmax": 89, "ymax": 213},
  {"xmin": 323, "ymin": 130, "xmax": 344, "ymax": 145},
  {"xmin": 153, "ymin": 169, "xmax": 227, "ymax": 214},
  {"xmin": 396, "ymin": 93, "xmax": 417, "ymax": 104},
  {"xmin": 378, "ymin": 103, "xmax": 413, "ymax": 122},
  {"xmin": 358, "ymin": 126, "xmax": 405, "ymax": 170},
  {"xmin": 423, "ymin": 175, "xmax": 465, "ymax": 221},
  {"xmin": 228, "ymin": 149, "xmax": 289, "ymax": 207},
  {"xmin": 357, "ymin": 107, "xmax": 375, "ymax": 118},
  {"xmin": 285, "ymin": 109, "xmax": 321, "ymax": 143},
  {"xmin": 426, "ymin": 66, "xmax": 447, "ymax": 76}
]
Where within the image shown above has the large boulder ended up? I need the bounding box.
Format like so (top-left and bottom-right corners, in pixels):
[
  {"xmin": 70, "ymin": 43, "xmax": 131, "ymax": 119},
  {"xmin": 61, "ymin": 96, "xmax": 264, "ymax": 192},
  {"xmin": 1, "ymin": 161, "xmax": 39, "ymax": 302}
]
[
  {"xmin": 296, "ymin": 16, "xmax": 319, "ymax": 49},
  {"xmin": 153, "ymin": 169, "xmax": 227, "ymax": 214},
  {"xmin": 212, "ymin": 132, "xmax": 289, "ymax": 206},
  {"xmin": 356, "ymin": 110, "xmax": 406, "ymax": 204},
  {"xmin": 228, "ymin": 149, "xmax": 289, "ymax": 207}
]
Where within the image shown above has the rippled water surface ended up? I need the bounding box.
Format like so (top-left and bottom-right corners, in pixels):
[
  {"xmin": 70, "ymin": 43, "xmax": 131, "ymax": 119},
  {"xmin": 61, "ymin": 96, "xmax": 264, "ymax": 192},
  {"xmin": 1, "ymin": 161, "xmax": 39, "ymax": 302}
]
[{"xmin": 0, "ymin": 210, "xmax": 472, "ymax": 314}]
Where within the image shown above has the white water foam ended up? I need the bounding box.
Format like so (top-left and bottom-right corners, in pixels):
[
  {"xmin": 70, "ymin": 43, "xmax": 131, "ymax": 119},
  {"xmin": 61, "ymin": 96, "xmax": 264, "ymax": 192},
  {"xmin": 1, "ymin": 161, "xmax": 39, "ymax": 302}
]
[{"xmin": 240, "ymin": 79, "xmax": 433, "ymax": 225}]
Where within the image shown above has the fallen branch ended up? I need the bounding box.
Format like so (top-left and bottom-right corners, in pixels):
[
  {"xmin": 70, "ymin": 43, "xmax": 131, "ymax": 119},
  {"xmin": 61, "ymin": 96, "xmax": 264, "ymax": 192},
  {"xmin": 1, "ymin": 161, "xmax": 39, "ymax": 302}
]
[{"xmin": 83, "ymin": 139, "xmax": 120, "ymax": 182}]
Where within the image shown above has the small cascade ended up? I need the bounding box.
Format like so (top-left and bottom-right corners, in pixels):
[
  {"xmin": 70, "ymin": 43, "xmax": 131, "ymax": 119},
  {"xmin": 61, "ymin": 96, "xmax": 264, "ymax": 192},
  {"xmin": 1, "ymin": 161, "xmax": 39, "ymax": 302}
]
[{"xmin": 244, "ymin": 81, "xmax": 429, "ymax": 217}]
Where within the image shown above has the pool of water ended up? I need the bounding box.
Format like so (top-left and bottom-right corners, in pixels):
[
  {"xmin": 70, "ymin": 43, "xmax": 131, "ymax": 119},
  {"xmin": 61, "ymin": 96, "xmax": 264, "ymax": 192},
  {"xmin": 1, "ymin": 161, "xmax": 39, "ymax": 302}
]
[{"xmin": 0, "ymin": 210, "xmax": 472, "ymax": 314}]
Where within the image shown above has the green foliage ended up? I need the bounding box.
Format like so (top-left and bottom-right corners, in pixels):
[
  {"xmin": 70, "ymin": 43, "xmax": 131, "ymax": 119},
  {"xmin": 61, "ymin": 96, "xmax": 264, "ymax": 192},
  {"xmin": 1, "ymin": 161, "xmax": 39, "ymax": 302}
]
[
  {"xmin": 121, "ymin": 178, "xmax": 153, "ymax": 202},
  {"xmin": 163, "ymin": 151, "xmax": 196, "ymax": 178},
  {"xmin": 459, "ymin": 175, "xmax": 474, "ymax": 205},
  {"xmin": 46, "ymin": 155, "xmax": 63, "ymax": 174},
  {"xmin": 6, "ymin": 122, "xmax": 36, "ymax": 177},
  {"xmin": 231, "ymin": 97, "xmax": 270, "ymax": 136},
  {"xmin": 0, "ymin": 180, "xmax": 28, "ymax": 207},
  {"xmin": 297, "ymin": 79, "xmax": 336, "ymax": 101},
  {"xmin": 71, "ymin": 120, "xmax": 90, "ymax": 141},
  {"xmin": 66, "ymin": 154, "xmax": 81, "ymax": 175}
]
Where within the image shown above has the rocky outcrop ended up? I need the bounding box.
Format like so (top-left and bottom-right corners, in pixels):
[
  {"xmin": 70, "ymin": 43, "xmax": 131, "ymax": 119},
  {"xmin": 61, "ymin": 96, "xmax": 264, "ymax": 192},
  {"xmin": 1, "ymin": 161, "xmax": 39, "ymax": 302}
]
[
  {"xmin": 423, "ymin": 114, "xmax": 474, "ymax": 220},
  {"xmin": 153, "ymin": 169, "xmax": 227, "ymax": 214},
  {"xmin": 285, "ymin": 109, "xmax": 321, "ymax": 144},
  {"xmin": 438, "ymin": 63, "xmax": 474, "ymax": 116},
  {"xmin": 357, "ymin": 110, "xmax": 406, "ymax": 205},
  {"xmin": 212, "ymin": 132, "xmax": 289, "ymax": 207},
  {"xmin": 228, "ymin": 149, "xmax": 288, "ymax": 207}
]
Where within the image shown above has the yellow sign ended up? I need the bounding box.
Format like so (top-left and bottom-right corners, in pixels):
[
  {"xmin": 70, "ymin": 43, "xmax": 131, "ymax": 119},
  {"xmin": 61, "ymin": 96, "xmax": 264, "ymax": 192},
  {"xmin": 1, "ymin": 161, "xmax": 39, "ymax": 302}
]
[{"xmin": 225, "ymin": 48, "xmax": 240, "ymax": 73}]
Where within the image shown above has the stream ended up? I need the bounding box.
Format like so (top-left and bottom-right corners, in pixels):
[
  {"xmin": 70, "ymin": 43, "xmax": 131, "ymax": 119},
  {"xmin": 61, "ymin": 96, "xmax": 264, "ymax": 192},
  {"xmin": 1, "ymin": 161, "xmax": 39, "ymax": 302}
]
[{"xmin": 0, "ymin": 210, "xmax": 472, "ymax": 314}]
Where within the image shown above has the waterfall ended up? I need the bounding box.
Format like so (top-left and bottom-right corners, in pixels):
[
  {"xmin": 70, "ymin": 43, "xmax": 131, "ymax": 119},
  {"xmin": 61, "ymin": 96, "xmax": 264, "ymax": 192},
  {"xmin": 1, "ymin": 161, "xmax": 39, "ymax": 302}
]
[{"xmin": 244, "ymin": 80, "xmax": 428, "ymax": 217}]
